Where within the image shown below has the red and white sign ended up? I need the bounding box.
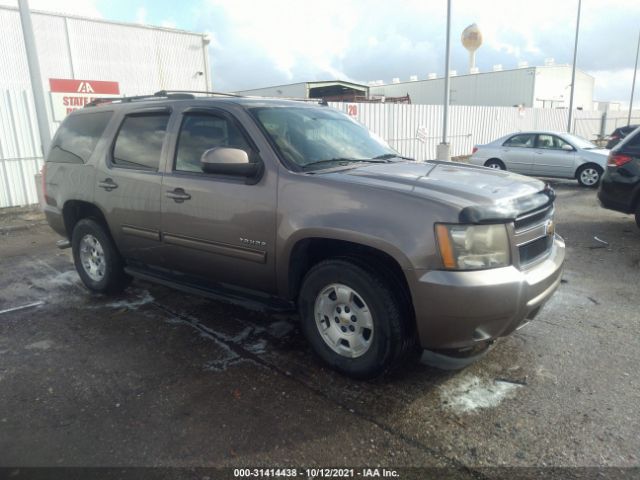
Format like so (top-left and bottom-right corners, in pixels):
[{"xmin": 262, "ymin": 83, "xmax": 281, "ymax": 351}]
[{"xmin": 49, "ymin": 78, "xmax": 120, "ymax": 121}]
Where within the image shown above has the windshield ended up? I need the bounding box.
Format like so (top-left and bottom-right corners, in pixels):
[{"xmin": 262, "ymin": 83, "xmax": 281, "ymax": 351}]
[
  {"xmin": 251, "ymin": 106, "xmax": 398, "ymax": 170},
  {"xmin": 563, "ymin": 133, "xmax": 597, "ymax": 149}
]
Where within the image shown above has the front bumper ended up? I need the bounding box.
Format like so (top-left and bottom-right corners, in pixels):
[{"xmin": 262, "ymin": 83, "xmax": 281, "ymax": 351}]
[{"xmin": 408, "ymin": 234, "xmax": 565, "ymax": 350}]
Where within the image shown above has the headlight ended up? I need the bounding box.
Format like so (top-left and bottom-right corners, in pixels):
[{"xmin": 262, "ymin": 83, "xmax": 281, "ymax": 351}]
[{"xmin": 435, "ymin": 223, "xmax": 510, "ymax": 270}]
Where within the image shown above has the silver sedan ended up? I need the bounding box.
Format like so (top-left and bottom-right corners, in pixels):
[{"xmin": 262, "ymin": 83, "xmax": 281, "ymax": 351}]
[{"xmin": 469, "ymin": 131, "xmax": 609, "ymax": 187}]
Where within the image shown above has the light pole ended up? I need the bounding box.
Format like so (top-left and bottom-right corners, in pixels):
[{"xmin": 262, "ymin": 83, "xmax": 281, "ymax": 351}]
[
  {"xmin": 18, "ymin": 0, "xmax": 51, "ymax": 155},
  {"xmin": 437, "ymin": 0, "xmax": 452, "ymax": 161},
  {"xmin": 628, "ymin": 29, "xmax": 640, "ymax": 126},
  {"xmin": 567, "ymin": 0, "xmax": 581, "ymax": 133}
]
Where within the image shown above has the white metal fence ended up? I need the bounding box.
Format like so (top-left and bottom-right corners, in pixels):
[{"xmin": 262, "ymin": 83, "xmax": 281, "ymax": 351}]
[
  {"xmin": 0, "ymin": 90, "xmax": 44, "ymax": 208},
  {"xmin": 330, "ymin": 102, "xmax": 640, "ymax": 160},
  {"xmin": 2, "ymin": 89, "xmax": 640, "ymax": 208}
]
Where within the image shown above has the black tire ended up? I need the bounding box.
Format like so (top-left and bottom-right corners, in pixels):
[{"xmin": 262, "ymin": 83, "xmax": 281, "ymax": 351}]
[
  {"xmin": 71, "ymin": 218, "xmax": 129, "ymax": 293},
  {"xmin": 635, "ymin": 203, "xmax": 640, "ymax": 230},
  {"xmin": 576, "ymin": 164, "xmax": 603, "ymax": 188},
  {"xmin": 485, "ymin": 159, "xmax": 506, "ymax": 170},
  {"xmin": 298, "ymin": 258, "xmax": 414, "ymax": 379}
]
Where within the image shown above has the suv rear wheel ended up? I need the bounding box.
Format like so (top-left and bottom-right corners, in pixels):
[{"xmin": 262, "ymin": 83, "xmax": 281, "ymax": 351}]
[
  {"xmin": 71, "ymin": 218, "xmax": 128, "ymax": 293},
  {"xmin": 298, "ymin": 259, "xmax": 413, "ymax": 379}
]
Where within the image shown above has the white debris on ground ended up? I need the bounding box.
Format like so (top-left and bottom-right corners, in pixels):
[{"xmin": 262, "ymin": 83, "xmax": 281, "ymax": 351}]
[
  {"xmin": 103, "ymin": 290, "xmax": 154, "ymax": 310},
  {"xmin": 25, "ymin": 339, "xmax": 54, "ymax": 350},
  {"xmin": 440, "ymin": 374, "xmax": 522, "ymax": 413}
]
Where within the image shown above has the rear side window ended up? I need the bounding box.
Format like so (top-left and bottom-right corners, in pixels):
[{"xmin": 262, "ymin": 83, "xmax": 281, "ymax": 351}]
[
  {"xmin": 503, "ymin": 134, "xmax": 535, "ymax": 148},
  {"xmin": 175, "ymin": 113, "xmax": 251, "ymax": 173},
  {"xmin": 112, "ymin": 113, "xmax": 170, "ymax": 170},
  {"xmin": 47, "ymin": 111, "xmax": 112, "ymax": 163}
]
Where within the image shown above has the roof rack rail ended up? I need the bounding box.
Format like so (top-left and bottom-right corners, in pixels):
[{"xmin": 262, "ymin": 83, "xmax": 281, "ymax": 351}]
[
  {"xmin": 245, "ymin": 95, "xmax": 328, "ymax": 106},
  {"xmin": 154, "ymin": 89, "xmax": 244, "ymax": 98},
  {"xmin": 85, "ymin": 91, "xmax": 196, "ymax": 108}
]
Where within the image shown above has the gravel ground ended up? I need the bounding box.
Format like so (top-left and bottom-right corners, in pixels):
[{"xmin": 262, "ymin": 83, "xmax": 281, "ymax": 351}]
[{"xmin": 0, "ymin": 180, "xmax": 638, "ymax": 476}]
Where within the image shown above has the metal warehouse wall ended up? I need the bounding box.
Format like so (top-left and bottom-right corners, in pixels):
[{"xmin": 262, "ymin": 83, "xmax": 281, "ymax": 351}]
[
  {"xmin": 370, "ymin": 66, "xmax": 594, "ymax": 109},
  {"xmin": 533, "ymin": 66, "xmax": 594, "ymax": 110},
  {"xmin": 370, "ymin": 69, "xmax": 537, "ymax": 107},
  {"xmin": 234, "ymin": 83, "xmax": 308, "ymax": 98},
  {"xmin": 0, "ymin": 6, "xmax": 210, "ymax": 96}
]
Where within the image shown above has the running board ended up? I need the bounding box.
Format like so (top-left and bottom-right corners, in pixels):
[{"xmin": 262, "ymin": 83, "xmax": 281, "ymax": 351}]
[{"xmin": 124, "ymin": 266, "xmax": 295, "ymax": 313}]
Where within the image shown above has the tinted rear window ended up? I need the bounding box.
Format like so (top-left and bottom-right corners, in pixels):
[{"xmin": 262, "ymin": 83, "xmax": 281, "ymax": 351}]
[
  {"xmin": 47, "ymin": 111, "xmax": 112, "ymax": 163},
  {"xmin": 112, "ymin": 114, "xmax": 170, "ymax": 170},
  {"xmin": 621, "ymin": 128, "xmax": 640, "ymax": 151}
]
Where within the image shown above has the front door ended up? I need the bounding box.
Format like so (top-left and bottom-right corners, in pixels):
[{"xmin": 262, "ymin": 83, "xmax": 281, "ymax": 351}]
[
  {"xmin": 160, "ymin": 107, "xmax": 277, "ymax": 293},
  {"xmin": 94, "ymin": 108, "xmax": 171, "ymax": 266},
  {"xmin": 500, "ymin": 133, "xmax": 535, "ymax": 174},
  {"xmin": 531, "ymin": 134, "xmax": 576, "ymax": 178}
]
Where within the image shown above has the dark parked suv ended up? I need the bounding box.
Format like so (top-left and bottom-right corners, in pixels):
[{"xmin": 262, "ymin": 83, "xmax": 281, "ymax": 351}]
[
  {"xmin": 606, "ymin": 124, "xmax": 639, "ymax": 149},
  {"xmin": 599, "ymin": 126, "xmax": 640, "ymax": 228},
  {"xmin": 43, "ymin": 91, "xmax": 565, "ymax": 378}
]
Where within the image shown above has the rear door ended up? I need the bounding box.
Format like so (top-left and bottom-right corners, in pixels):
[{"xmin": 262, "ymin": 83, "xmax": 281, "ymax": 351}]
[
  {"xmin": 94, "ymin": 107, "xmax": 171, "ymax": 265},
  {"xmin": 500, "ymin": 133, "xmax": 535, "ymax": 174},
  {"xmin": 531, "ymin": 134, "xmax": 576, "ymax": 178},
  {"xmin": 159, "ymin": 105, "xmax": 277, "ymax": 293}
]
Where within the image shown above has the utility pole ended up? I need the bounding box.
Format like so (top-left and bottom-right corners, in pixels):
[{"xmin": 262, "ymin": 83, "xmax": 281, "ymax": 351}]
[
  {"xmin": 628, "ymin": 29, "xmax": 640, "ymax": 126},
  {"xmin": 437, "ymin": 0, "xmax": 452, "ymax": 161},
  {"xmin": 18, "ymin": 0, "xmax": 51, "ymax": 155},
  {"xmin": 567, "ymin": 0, "xmax": 581, "ymax": 133}
]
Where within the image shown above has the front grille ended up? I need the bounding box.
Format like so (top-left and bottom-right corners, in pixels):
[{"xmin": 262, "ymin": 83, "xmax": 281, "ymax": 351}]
[
  {"xmin": 519, "ymin": 236, "xmax": 553, "ymax": 264},
  {"xmin": 514, "ymin": 204, "xmax": 553, "ymax": 231},
  {"xmin": 514, "ymin": 204, "xmax": 555, "ymax": 267}
]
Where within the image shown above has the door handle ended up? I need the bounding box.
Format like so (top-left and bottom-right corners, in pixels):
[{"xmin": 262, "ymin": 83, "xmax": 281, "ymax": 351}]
[
  {"xmin": 98, "ymin": 178, "xmax": 118, "ymax": 191},
  {"xmin": 166, "ymin": 188, "xmax": 191, "ymax": 202},
  {"xmin": 535, "ymin": 151, "xmax": 544, "ymax": 154}
]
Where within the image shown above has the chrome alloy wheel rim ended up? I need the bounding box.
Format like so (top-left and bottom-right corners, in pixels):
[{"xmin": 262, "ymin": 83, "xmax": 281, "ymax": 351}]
[
  {"xmin": 580, "ymin": 168, "xmax": 599, "ymax": 186},
  {"xmin": 488, "ymin": 163, "xmax": 501, "ymax": 169},
  {"xmin": 79, "ymin": 234, "xmax": 105, "ymax": 282},
  {"xmin": 314, "ymin": 283, "xmax": 374, "ymax": 358}
]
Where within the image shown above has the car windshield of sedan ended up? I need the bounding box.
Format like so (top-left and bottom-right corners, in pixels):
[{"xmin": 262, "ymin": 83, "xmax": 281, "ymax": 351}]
[
  {"xmin": 564, "ymin": 133, "xmax": 597, "ymax": 149},
  {"xmin": 251, "ymin": 106, "xmax": 399, "ymax": 170}
]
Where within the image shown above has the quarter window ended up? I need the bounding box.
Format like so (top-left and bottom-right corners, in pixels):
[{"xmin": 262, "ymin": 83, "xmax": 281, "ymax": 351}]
[
  {"xmin": 175, "ymin": 113, "xmax": 251, "ymax": 173},
  {"xmin": 47, "ymin": 111, "xmax": 112, "ymax": 164},
  {"xmin": 503, "ymin": 134, "xmax": 535, "ymax": 148},
  {"xmin": 112, "ymin": 113, "xmax": 170, "ymax": 170}
]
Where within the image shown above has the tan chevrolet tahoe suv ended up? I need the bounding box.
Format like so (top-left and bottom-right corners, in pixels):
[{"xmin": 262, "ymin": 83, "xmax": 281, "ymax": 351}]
[{"xmin": 43, "ymin": 91, "xmax": 565, "ymax": 378}]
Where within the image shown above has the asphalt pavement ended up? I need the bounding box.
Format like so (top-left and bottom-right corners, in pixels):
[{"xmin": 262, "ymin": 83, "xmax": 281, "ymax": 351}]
[{"xmin": 0, "ymin": 180, "xmax": 638, "ymax": 475}]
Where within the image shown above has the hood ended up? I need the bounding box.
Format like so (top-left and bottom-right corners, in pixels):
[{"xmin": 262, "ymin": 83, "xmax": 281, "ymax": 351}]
[{"xmin": 322, "ymin": 161, "xmax": 552, "ymax": 222}]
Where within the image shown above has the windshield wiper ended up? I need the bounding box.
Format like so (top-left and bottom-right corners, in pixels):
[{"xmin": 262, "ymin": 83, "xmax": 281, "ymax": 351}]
[
  {"xmin": 372, "ymin": 153, "xmax": 415, "ymax": 161},
  {"xmin": 302, "ymin": 158, "xmax": 387, "ymax": 171}
]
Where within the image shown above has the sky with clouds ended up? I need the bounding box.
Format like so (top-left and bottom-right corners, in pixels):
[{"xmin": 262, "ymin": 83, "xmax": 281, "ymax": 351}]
[{"xmin": 3, "ymin": 0, "xmax": 640, "ymax": 106}]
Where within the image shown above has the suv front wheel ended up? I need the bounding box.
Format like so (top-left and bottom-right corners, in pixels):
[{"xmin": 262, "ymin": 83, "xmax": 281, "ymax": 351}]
[
  {"xmin": 71, "ymin": 218, "xmax": 128, "ymax": 293},
  {"xmin": 298, "ymin": 259, "xmax": 413, "ymax": 379}
]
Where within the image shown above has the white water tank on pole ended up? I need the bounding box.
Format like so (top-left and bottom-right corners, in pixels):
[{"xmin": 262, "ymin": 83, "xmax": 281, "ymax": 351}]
[{"xmin": 461, "ymin": 23, "xmax": 483, "ymax": 74}]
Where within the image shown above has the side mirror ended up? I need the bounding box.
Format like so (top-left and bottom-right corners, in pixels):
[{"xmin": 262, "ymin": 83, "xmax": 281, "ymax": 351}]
[
  {"xmin": 200, "ymin": 147, "xmax": 260, "ymax": 178},
  {"xmin": 561, "ymin": 144, "xmax": 574, "ymax": 152}
]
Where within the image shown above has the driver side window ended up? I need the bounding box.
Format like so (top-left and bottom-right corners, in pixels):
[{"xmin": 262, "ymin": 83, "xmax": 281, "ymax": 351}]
[{"xmin": 175, "ymin": 113, "xmax": 251, "ymax": 173}]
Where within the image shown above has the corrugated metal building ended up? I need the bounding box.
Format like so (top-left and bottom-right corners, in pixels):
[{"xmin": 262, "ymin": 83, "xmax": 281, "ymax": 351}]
[
  {"xmin": 0, "ymin": 5, "xmax": 210, "ymax": 208},
  {"xmin": 235, "ymin": 80, "xmax": 369, "ymax": 101},
  {"xmin": 371, "ymin": 65, "xmax": 594, "ymax": 109}
]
